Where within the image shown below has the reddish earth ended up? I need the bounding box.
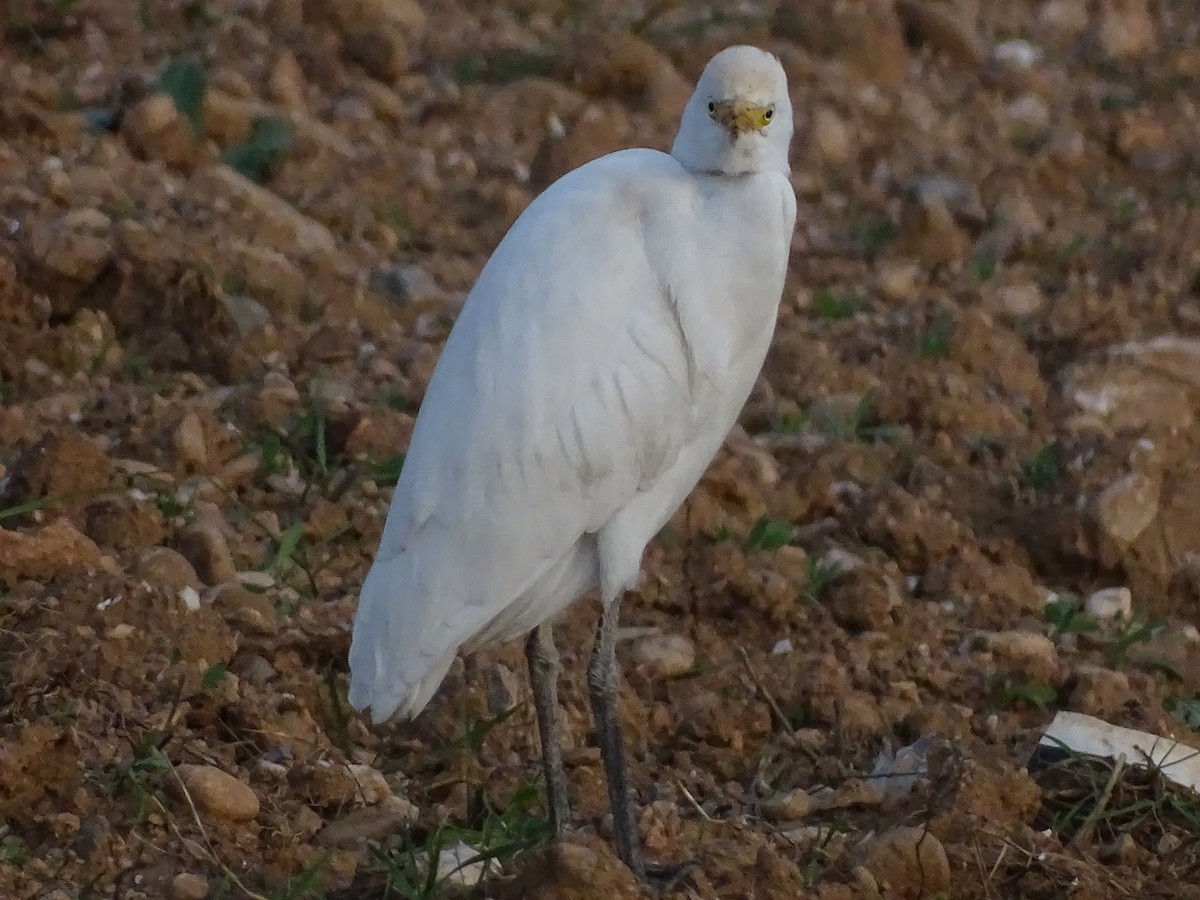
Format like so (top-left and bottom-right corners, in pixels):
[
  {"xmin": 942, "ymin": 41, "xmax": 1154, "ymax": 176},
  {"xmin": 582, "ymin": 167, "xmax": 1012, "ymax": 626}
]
[{"xmin": 3, "ymin": 1, "xmax": 1200, "ymax": 898}]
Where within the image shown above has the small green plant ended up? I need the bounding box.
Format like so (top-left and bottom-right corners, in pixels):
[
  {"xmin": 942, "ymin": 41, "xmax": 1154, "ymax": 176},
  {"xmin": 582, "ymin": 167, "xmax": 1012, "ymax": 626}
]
[
  {"xmin": 372, "ymin": 780, "xmax": 550, "ymax": 900},
  {"xmin": 993, "ymin": 678, "xmax": 1058, "ymax": 710},
  {"xmin": 1020, "ymin": 443, "xmax": 1060, "ymax": 492},
  {"xmin": 797, "ymin": 821, "xmax": 844, "ymax": 886},
  {"xmin": 813, "ymin": 289, "xmax": 864, "ymax": 320},
  {"xmin": 769, "ymin": 407, "xmax": 810, "ymax": 435},
  {"xmin": 154, "ymin": 55, "xmax": 207, "ymax": 135},
  {"xmin": 855, "ymin": 214, "xmax": 898, "ymax": 254},
  {"xmin": 222, "ymin": 116, "xmax": 294, "ymax": 183},
  {"xmin": 364, "ymin": 453, "xmax": 406, "ymax": 487},
  {"xmin": 106, "ymin": 197, "xmax": 139, "ymax": 221},
  {"xmin": 824, "ymin": 389, "xmax": 904, "ymax": 444},
  {"xmin": 268, "ymin": 522, "xmax": 305, "ymax": 574},
  {"xmin": 154, "ymin": 491, "xmax": 193, "ymax": 521},
  {"xmin": 200, "ymin": 661, "xmax": 229, "ymax": 690},
  {"xmin": 803, "ymin": 556, "xmax": 842, "ymax": 602},
  {"xmin": 919, "ymin": 310, "xmax": 955, "ymax": 360},
  {"xmin": 113, "ymin": 732, "xmax": 172, "ymax": 818},
  {"xmin": 450, "ymin": 49, "xmax": 557, "ymax": 85},
  {"xmin": 1106, "ymin": 616, "xmax": 1166, "ymax": 667},
  {"xmin": 183, "ymin": 0, "xmax": 218, "ymax": 24},
  {"xmin": 1053, "ymin": 235, "xmax": 1088, "ymax": 267},
  {"xmin": 1043, "ymin": 594, "xmax": 1098, "ymax": 639},
  {"xmin": 743, "ymin": 516, "xmax": 792, "ymax": 552},
  {"xmin": 0, "ymin": 495, "xmax": 56, "ymax": 524},
  {"xmin": 1169, "ymin": 696, "xmax": 1200, "ymax": 732},
  {"xmin": 0, "ymin": 833, "xmax": 27, "ymax": 867},
  {"xmin": 971, "ymin": 253, "xmax": 998, "ymax": 283},
  {"xmin": 122, "ymin": 352, "xmax": 151, "ymax": 378},
  {"xmin": 707, "ymin": 523, "xmax": 732, "ymax": 543},
  {"xmin": 267, "ymin": 853, "xmax": 329, "ymax": 900}
]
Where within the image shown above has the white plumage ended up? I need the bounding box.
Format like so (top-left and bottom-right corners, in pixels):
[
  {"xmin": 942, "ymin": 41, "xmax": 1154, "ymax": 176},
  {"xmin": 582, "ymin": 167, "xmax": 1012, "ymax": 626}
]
[{"xmin": 348, "ymin": 44, "xmax": 796, "ymax": 875}]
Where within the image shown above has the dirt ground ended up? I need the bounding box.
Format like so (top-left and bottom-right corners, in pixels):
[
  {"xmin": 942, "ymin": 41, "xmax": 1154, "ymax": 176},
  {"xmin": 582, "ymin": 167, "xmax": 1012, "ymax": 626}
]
[{"xmin": 4, "ymin": 0, "xmax": 1200, "ymax": 898}]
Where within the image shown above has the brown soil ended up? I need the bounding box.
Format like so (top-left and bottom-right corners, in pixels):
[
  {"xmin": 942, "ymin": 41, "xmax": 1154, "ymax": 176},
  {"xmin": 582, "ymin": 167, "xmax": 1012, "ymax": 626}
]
[{"xmin": 3, "ymin": 1, "xmax": 1200, "ymax": 898}]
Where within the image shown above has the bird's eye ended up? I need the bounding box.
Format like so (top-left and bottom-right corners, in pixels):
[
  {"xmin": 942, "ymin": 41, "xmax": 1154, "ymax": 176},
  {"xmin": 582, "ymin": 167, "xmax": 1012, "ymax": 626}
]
[
  {"xmin": 764, "ymin": 108, "xmax": 774, "ymax": 121},
  {"xmin": 707, "ymin": 101, "xmax": 715, "ymax": 113}
]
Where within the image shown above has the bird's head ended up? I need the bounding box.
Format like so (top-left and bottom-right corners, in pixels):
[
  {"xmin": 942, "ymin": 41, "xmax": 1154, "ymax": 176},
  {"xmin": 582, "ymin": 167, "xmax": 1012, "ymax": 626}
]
[{"xmin": 671, "ymin": 45, "xmax": 793, "ymax": 176}]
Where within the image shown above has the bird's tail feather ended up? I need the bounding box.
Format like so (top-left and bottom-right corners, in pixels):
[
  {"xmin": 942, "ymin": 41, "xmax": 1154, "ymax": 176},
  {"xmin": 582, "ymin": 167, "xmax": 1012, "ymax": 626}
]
[{"xmin": 348, "ymin": 552, "xmax": 458, "ymax": 723}]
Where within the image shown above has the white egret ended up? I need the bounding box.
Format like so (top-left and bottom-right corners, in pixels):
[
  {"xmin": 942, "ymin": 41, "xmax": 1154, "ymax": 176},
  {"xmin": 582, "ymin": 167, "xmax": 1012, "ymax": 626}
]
[{"xmin": 349, "ymin": 44, "xmax": 796, "ymax": 878}]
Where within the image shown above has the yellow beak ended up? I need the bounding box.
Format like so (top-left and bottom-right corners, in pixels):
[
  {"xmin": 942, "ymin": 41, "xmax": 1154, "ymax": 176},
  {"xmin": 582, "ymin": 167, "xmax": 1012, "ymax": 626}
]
[{"xmin": 710, "ymin": 99, "xmax": 772, "ymax": 135}]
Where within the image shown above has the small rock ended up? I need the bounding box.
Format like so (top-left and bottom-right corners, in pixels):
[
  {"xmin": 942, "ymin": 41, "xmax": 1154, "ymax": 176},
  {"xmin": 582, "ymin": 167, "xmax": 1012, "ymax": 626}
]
[
  {"xmin": 25, "ymin": 209, "xmax": 113, "ymax": 284},
  {"xmin": 486, "ymin": 663, "xmax": 522, "ymax": 715},
  {"xmin": 436, "ymin": 840, "xmax": 492, "ymax": 886},
  {"xmin": 910, "ymin": 176, "xmax": 986, "ymax": 227},
  {"xmin": 1098, "ymin": 0, "xmax": 1156, "ymax": 58},
  {"xmin": 811, "ymin": 106, "xmax": 853, "ymax": 164},
  {"xmin": 348, "ymin": 763, "xmax": 391, "ymax": 805},
  {"xmin": 899, "ymin": 197, "xmax": 968, "ymax": 267},
  {"xmin": 342, "ymin": 29, "xmax": 410, "ymax": 83},
  {"xmin": 1068, "ymin": 664, "xmax": 1133, "ymax": 718},
  {"xmin": 1038, "ymin": 0, "xmax": 1088, "ymax": 41},
  {"xmin": 876, "ymin": 262, "xmax": 922, "ymax": 303},
  {"xmin": 207, "ymin": 582, "xmax": 278, "ymax": 634},
  {"xmin": 1095, "ymin": 472, "xmax": 1160, "ymax": 546},
  {"xmin": 772, "ymin": 0, "xmax": 910, "ymax": 85},
  {"xmin": 174, "ymin": 411, "xmax": 209, "ymax": 471},
  {"xmin": 827, "ymin": 568, "xmax": 898, "ymax": 631},
  {"xmin": 1099, "ymin": 832, "xmax": 1142, "ymax": 864},
  {"xmin": 993, "ymin": 281, "xmax": 1044, "ymax": 317},
  {"xmin": 346, "ymin": 411, "xmax": 415, "ymax": 461},
  {"xmin": 134, "ymin": 547, "xmax": 202, "ymax": 593},
  {"xmin": 171, "ymin": 872, "xmax": 209, "ymax": 900},
  {"xmin": 221, "ymin": 294, "xmax": 272, "ymax": 337},
  {"xmin": 173, "ymin": 764, "xmax": 259, "ymax": 822},
  {"xmin": 254, "ymin": 372, "xmax": 301, "ymax": 427},
  {"xmin": 0, "ymin": 518, "xmax": 104, "ymax": 588},
  {"xmin": 761, "ymin": 787, "xmax": 813, "ymax": 822},
  {"xmin": 629, "ymin": 633, "xmax": 695, "ymax": 677},
  {"xmin": 809, "ymin": 779, "xmax": 885, "ymax": 812},
  {"xmin": 318, "ymin": 794, "xmax": 419, "ymax": 849},
  {"xmin": 231, "ymin": 653, "xmax": 277, "ymax": 687},
  {"xmin": 179, "ymin": 522, "xmax": 238, "ymax": 586},
  {"xmin": 236, "ymin": 570, "xmax": 275, "ymax": 589},
  {"xmin": 992, "ymin": 39, "xmax": 1042, "ymax": 71},
  {"xmin": 986, "ymin": 630, "xmax": 1061, "ymax": 684},
  {"xmin": 1006, "ymin": 94, "xmax": 1050, "ymax": 130},
  {"xmin": 268, "ymin": 51, "xmax": 308, "ymax": 111},
  {"xmin": 190, "ymin": 165, "xmax": 336, "ymax": 257},
  {"xmin": 256, "ymin": 759, "xmax": 288, "ymax": 780},
  {"xmin": 369, "ymin": 263, "xmax": 445, "ymax": 306},
  {"xmin": 896, "ymin": 0, "xmax": 985, "ymax": 70},
  {"xmin": 860, "ymin": 827, "xmax": 951, "ymax": 899},
  {"xmin": 1085, "ymin": 587, "xmax": 1133, "ymax": 621},
  {"xmin": 179, "ymin": 586, "xmax": 201, "ymax": 611},
  {"xmin": 868, "ymin": 736, "xmax": 931, "ymax": 797},
  {"xmin": 122, "ymin": 93, "xmax": 197, "ymax": 168}
]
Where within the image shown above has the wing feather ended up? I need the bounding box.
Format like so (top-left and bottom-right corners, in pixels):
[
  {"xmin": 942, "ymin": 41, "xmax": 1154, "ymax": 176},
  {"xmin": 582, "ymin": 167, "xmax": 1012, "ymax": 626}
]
[{"xmin": 348, "ymin": 151, "xmax": 698, "ymax": 722}]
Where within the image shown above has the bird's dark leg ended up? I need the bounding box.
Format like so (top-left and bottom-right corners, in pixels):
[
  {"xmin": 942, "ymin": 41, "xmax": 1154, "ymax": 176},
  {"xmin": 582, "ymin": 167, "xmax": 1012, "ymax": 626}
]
[
  {"xmin": 526, "ymin": 624, "xmax": 571, "ymax": 837},
  {"xmin": 587, "ymin": 596, "xmax": 645, "ymax": 880}
]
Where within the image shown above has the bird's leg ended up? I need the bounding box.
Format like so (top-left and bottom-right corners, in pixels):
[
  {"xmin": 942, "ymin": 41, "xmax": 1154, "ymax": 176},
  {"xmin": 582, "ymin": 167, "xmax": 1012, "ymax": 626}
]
[
  {"xmin": 587, "ymin": 596, "xmax": 646, "ymax": 880},
  {"xmin": 525, "ymin": 624, "xmax": 571, "ymax": 838}
]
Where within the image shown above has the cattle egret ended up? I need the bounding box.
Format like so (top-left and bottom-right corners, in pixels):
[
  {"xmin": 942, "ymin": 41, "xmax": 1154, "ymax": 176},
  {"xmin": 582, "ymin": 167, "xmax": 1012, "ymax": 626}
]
[{"xmin": 349, "ymin": 44, "xmax": 796, "ymax": 878}]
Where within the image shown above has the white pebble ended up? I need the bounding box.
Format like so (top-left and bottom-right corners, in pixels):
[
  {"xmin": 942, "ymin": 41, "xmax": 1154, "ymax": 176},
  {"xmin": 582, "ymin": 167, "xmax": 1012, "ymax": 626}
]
[{"xmin": 1085, "ymin": 586, "xmax": 1132, "ymax": 621}]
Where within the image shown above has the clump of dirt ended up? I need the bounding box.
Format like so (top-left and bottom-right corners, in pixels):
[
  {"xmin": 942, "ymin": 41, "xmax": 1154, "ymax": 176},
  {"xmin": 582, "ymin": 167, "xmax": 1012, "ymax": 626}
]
[{"xmin": 3, "ymin": 0, "xmax": 1200, "ymax": 898}]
